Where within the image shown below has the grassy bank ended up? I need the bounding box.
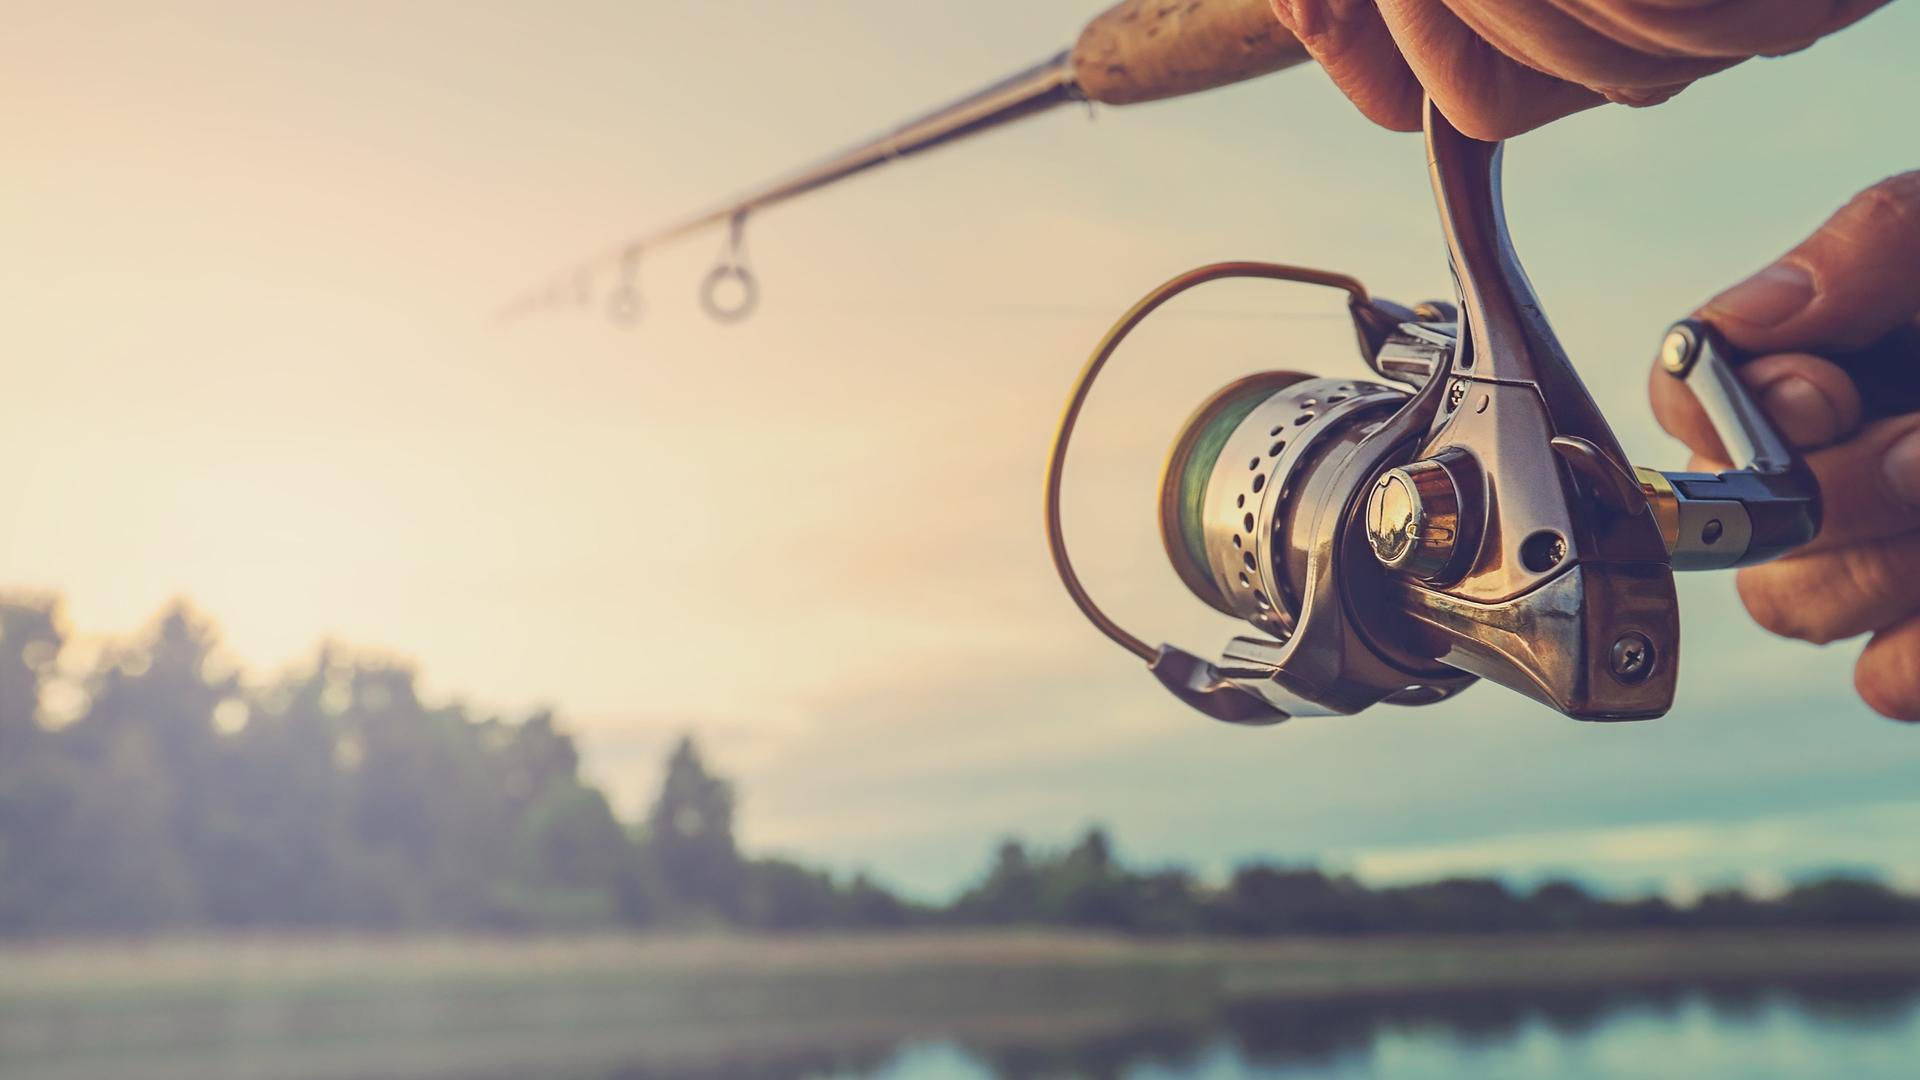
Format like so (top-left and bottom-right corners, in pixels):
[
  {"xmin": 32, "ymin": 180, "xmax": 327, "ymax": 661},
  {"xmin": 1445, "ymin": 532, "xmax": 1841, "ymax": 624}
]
[{"xmin": 2, "ymin": 930, "xmax": 1917, "ymax": 1079}]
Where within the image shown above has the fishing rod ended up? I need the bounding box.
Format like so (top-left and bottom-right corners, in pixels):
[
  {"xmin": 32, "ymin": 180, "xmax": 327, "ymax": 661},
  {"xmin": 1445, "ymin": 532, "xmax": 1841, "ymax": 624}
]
[
  {"xmin": 498, "ymin": 0, "xmax": 1310, "ymax": 325},
  {"xmin": 511, "ymin": 2, "xmax": 1917, "ymax": 724}
]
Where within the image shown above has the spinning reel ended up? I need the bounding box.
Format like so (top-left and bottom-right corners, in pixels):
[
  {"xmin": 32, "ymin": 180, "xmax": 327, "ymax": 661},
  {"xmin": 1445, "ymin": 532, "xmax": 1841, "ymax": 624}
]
[{"xmin": 1046, "ymin": 100, "xmax": 1828, "ymax": 724}]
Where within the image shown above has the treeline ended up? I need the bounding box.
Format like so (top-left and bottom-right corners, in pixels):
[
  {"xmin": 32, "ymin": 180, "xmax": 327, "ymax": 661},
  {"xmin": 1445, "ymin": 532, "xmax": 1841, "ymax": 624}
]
[
  {"xmin": 948, "ymin": 831, "xmax": 1920, "ymax": 935},
  {"xmin": 0, "ymin": 598, "xmax": 1914, "ymax": 937}
]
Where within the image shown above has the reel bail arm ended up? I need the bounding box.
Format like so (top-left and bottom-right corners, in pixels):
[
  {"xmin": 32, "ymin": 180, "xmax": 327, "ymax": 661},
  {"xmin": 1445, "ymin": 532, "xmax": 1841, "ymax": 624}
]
[{"xmin": 1044, "ymin": 263, "xmax": 1404, "ymax": 727}]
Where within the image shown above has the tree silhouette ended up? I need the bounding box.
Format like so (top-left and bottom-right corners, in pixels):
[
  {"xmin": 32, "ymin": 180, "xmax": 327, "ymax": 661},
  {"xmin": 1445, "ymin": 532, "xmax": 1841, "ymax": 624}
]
[
  {"xmin": 953, "ymin": 840, "xmax": 1040, "ymax": 924},
  {"xmin": 646, "ymin": 736, "xmax": 744, "ymax": 918}
]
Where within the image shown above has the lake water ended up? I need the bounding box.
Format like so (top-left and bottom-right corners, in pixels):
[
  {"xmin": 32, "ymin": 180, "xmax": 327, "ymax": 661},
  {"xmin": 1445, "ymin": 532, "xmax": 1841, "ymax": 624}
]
[
  {"xmin": 8, "ymin": 959, "xmax": 1919, "ymax": 1079},
  {"xmin": 641, "ymin": 979, "xmax": 1920, "ymax": 1080}
]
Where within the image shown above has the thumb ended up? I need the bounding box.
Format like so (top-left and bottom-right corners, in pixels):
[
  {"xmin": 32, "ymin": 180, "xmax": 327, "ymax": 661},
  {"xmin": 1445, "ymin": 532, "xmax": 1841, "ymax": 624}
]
[{"xmin": 1701, "ymin": 171, "xmax": 1920, "ymax": 354}]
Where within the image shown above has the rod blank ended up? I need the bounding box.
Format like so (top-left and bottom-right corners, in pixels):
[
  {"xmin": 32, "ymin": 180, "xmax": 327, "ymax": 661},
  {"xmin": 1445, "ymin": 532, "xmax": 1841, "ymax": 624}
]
[{"xmin": 501, "ymin": 0, "xmax": 1310, "ymax": 323}]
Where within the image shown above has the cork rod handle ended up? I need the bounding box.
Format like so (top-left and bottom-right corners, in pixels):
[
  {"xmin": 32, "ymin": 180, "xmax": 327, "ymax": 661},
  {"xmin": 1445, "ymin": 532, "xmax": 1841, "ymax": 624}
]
[{"xmin": 1072, "ymin": 0, "xmax": 1312, "ymax": 106}]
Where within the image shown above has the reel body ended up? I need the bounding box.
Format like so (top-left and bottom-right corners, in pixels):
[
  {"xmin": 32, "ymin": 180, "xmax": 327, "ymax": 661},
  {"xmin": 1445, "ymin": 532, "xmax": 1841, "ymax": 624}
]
[{"xmin": 1047, "ymin": 99, "xmax": 1833, "ymax": 725}]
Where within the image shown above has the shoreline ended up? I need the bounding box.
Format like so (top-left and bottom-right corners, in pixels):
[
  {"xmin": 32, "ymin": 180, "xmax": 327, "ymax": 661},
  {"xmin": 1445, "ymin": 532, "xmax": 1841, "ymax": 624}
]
[
  {"xmin": 4, "ymin": 926, "xmax": 1918, "ymax": 994},
  {"xmin": 2, "ymin": 930, "xmax": 1916, "ymax": 1080}
]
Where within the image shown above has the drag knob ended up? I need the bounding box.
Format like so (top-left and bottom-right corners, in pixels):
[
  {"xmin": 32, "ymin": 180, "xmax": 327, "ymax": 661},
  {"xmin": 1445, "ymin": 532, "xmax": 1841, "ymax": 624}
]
[{"xmin": 1366, "ymin": 457, "xmax": 1465, "ymax": 581}]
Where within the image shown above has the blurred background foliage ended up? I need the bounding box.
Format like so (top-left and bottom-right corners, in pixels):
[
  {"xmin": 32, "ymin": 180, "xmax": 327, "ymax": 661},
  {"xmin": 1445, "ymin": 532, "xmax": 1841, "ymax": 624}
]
[{"xmin": 0, "ymin": 595, "xmax": 1914, "ymax": 939}]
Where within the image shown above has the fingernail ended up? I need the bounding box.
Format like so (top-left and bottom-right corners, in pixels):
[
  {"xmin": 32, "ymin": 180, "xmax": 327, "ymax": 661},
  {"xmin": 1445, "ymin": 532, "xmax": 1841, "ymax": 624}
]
[
  {"xmin": 1882, "ymin": 429, "xmax": 1920, "ymax": 509},
  {"xmin": 1705, "ymin": 262, "xmax": 1814, "ymax": 329},
  {"xmin": 1761, "ymin": 377, "xmax": 1841, "ymax": 447}
]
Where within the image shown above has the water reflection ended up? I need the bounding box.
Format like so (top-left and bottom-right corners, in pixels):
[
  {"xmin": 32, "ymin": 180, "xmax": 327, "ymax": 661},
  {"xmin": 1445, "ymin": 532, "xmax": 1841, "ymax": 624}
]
[{"xmin": 584, "ymin": 977, "xmax": 1920, "ymax": 1080}]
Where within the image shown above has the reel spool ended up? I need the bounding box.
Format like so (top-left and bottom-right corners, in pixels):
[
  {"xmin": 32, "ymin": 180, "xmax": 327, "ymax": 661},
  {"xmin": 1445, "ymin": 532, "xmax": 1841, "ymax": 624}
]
[
  {"xmin": 1156, "ymin": 368, "xmax": 1477, "ymax": 717},
  {"xmin": 1160, "ymin": 372, "xmax": 1403, "ymax": 636}
]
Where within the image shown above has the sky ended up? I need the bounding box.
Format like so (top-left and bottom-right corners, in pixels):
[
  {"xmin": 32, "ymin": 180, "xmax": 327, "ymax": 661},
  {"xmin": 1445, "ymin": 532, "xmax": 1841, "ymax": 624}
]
[{"xmin": 3, "ymin": 1, "xmax": 1918, "ymax": 900}]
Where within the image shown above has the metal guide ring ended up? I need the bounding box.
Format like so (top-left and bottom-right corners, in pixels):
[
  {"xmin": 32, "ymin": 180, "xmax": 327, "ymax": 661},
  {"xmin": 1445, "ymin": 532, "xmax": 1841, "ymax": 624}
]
[{"xmin": 700, "ymin": 264, "xmax": 759, "ymax": 324}]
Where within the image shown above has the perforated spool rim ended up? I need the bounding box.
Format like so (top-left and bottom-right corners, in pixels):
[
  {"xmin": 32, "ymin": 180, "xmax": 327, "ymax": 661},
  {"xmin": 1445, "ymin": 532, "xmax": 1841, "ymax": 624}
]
[
  {"xmin": 1193, "ymin": 375, "xmax": 1413, "ymax": 641},
  {"xmin": 1158, "ymin": 371, "xmax": 1315, "ymax": 617}
]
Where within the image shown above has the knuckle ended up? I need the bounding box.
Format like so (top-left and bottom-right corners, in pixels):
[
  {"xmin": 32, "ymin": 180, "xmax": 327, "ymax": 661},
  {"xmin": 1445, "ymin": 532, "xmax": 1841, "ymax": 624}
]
[
  {"xmin": 1842, "ymin": 172, "xmax": 1920, "ymax": 244},
  {"xmin": 1441, "ymin": 97, "xmax": 1525, "ymax": 142},
  {"xmin": 1596, "ymin": 82, "xmax": 1688, "ymax": 109},
  {"xmin": 1815, "ymin": 547, "xmax": 1896, "ymax": 644},
  {"xmin": 1271, "ymin": 1, "xmax": 1336, "ymax": 43},
  {"xmin": 1432, "ymin": 70, "xmax": 1531, "ymax": 142}
]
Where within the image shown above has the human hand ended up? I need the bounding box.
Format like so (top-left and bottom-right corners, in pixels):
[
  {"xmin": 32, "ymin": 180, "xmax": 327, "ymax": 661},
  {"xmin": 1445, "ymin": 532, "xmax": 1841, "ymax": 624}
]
[
  {"xmin": 1271, "ymin": 1, "xmax": 1894, "ymax": 139},
  {"xmin": 1649, "ymin": 172, "xmax": 1920, "ymax": 721}
]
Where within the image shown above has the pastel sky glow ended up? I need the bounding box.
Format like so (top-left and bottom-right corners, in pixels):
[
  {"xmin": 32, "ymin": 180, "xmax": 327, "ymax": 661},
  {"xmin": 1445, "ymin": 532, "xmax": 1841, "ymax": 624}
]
[{"xmin": 4, "ymin": 1, "xmax": 1918, "ymax": 898}]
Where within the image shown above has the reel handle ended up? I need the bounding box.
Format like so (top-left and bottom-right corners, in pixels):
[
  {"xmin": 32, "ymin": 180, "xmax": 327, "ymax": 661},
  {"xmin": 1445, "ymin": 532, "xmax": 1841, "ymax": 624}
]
[
  {"xmin": 1645, "ymin": 319, "xmax": 1920, "ymax": 571},
  {"xmin": 1644, "ymin": 320, "xmax": 1820, "ymax": 570}
]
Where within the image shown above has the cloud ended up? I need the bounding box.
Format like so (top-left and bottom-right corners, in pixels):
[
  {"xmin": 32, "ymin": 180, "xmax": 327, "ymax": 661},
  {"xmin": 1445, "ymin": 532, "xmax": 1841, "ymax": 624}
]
[{"xmin": 1345, "ymin": 800, "xmax": 1920, "ymax": 896}]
